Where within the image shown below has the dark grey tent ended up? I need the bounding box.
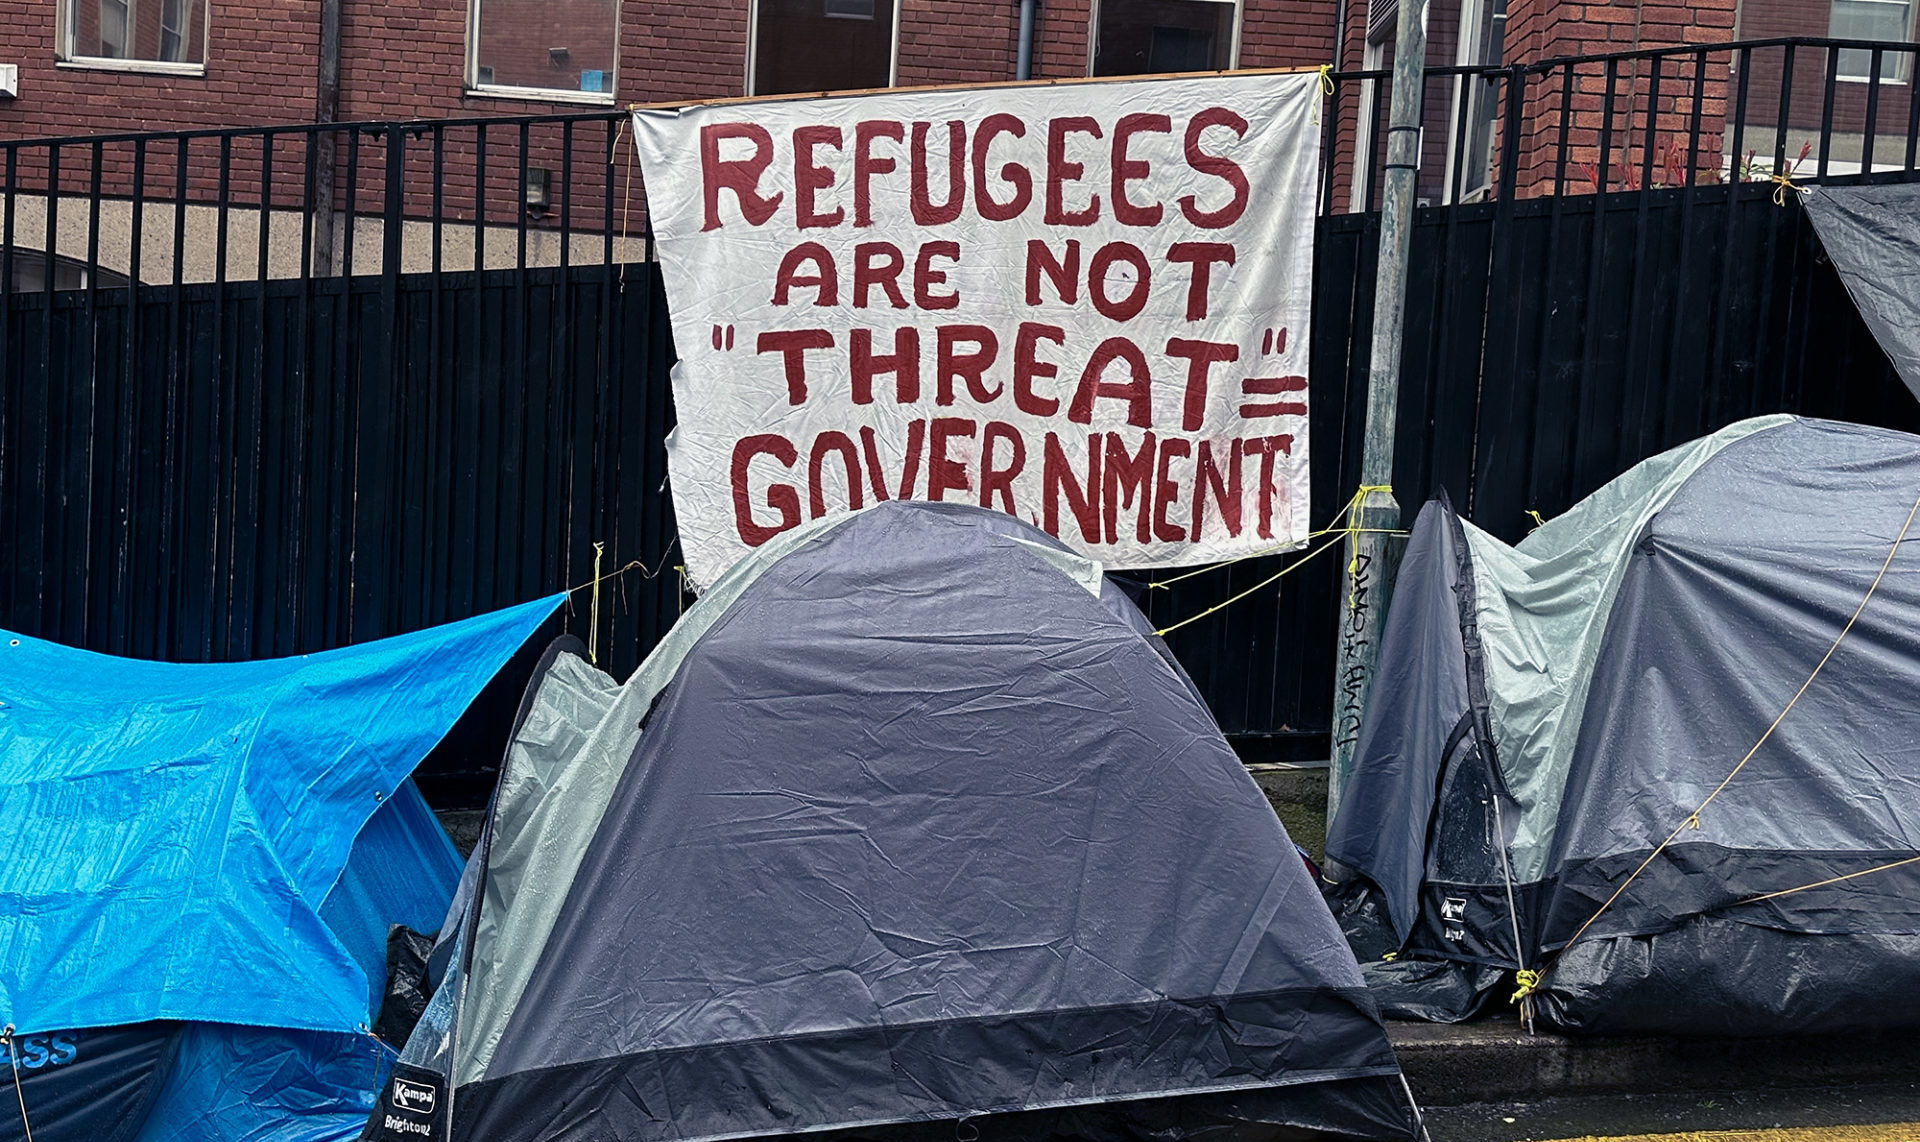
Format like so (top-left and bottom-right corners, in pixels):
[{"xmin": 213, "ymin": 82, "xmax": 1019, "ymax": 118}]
[
  {"xmin": 1325, "ymin": 416, "xmax": 1920, "ymax": 1035},
  {"xmin": 369, "ymin": 501, "xmax": 1415, "ymax": 1142},
  {"xmin": 1804, "ymin": 183, "xmax": 1920, "ymax": 401}
]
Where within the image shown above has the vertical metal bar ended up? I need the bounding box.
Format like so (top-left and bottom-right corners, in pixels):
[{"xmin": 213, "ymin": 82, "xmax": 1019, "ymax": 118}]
[
  {"xmin": 1685, "ymin": 49, "xmax": 1706, "ymax": 187},
  {"xmin": 1817, "ymin": 46, "xmax": 1838, "ymax": 180},
  {"xmin": 301, "ymin": 131, "xmax": 317, "ymax": 278},
  {"xmin": 1731, "ymin": 45, "xmax": 1752, "ymax": 184},
  {"xmin": 374, "ymin": 121, "xmax": 405, "ymax": 634},
  {"xmin": 250, "ymin": 132, "xmax": 273, "ymax": 652},
  {"xmin": 517, "ymin": 122, "xmax": 530, "ymax": 274},
  {"xmin": 1907, "ymin": 48, "xmax": 1920, "ymax": 171},
  {"xmin": 331, "ymin": 127, "xmax": 358, "ymax": 642},
  {"xmin": 290, "ymin": 127, "xmax": 319, "ymax": 649},
  {"xmin": 258, "ymin": 132, "xmax": 274, "ymax": 285},
  {"xmin": 1774, "ymin": 43, "xmax": 1794, "ymax": 174},
  {"xmin": 80, "ymin": 142, "xmax": 103, "ymax": 645},
  {"xmin": 1640, "ymin": 54, "xmax": 1662, "ymax": 190},
  {"xmin": 433, "ymin": 125, "xmax": 445, "ymax": 281},
  {"xmin": 342, "ymin": 129, "xmax": 360, "ymax": 280},
  {"xmin": 595, "ymin": 115, "xmax": 618, "ymax": 630},
  {"xmin": 163, "ymin": 137, "xmax": 186, "ymax": 653},
  {"xmin": 511, "ymin": 121, "xmax": 532, "ymax": 600},
  {"xmin": 86, "ymin": 141, "xmax": 102, "ymax": 298},
  {"xmin": 1864, "ymin": 51, "xmax": 1883, "ymax": 175},
  {"xmin": 44, "ymin": 143, "xmax": 60, "ymax": 338},
  {"xmin": 1554, "ymin": 64, "xmax": 1574, "ymax": 196},
  {"xmin": 1573, "ymin": 58, "xmax": 1618, "ymax": 477},
  {"xmin": 1320, "ymin": 76, "xmax": 1340, "ymax": 214},
  {"xmin": 1597, "ymin": 57, "xmax": 1618, "ymax": 194},
  {"xmin": 558, "ymin": 121, "xmax": 577, "ymax": 590},
  {"xmin": 474, "ymin": 123, "xmax": 487, "ymax": 274},
  {"xmin": 209, "ymin": 134, "xmax": 232, "ymax": 656},
  {"xmin": 603, "ymin": 117, "xmax": 616, "ymax": 268},
  {"xmin": 1448, "ymin": 65, "xmax": 1474, "ymax": 203},
  {"xmin": 561, "ymin": 120, "xmax": 575, "ymax": 275},
  {"xmin": 429, "ymin": 124, "xmax": 446, "ymax": 617},
  {"xmin": 1499, "ymin": 64, "xmax": 1526, "ymax": 203},
  {"xmin": 114, "ymin": 138, "xmax": 147, "ymax": 653},
  {"xmin": 0, "ymin": 146, "xmax": 13, "ymax": 631},
  {"xmin": 1364, "ymin": 74, "xmax": 1387, "ymax": 211},
  {"xmin": 128, "ymin": 140, "xmax": 146, "ymax": 298}
]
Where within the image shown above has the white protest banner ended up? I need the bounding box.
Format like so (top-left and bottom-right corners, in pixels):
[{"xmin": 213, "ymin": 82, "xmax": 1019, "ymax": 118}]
[{"xmin": 633, "ymin": 70, "xmax": 1321, "ymax": 589}]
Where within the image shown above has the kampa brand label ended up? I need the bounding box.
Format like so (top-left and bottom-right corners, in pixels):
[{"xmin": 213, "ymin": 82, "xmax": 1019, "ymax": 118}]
[
  {"xmin": 1440, "ymin": 897, "xmax": 1468, "ymax": 922},
  {"xmin": 1443, "ymin": 926, "xmax": 1466, "ymax": 942},
  {"xmin": 391, "ymin": 1079, "xmax": 437, "ymax": 1115}
]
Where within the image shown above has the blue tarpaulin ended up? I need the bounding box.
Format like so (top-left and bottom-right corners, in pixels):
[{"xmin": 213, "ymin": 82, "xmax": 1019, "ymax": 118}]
[{"xmin": 0, "ymin": 593, "xmax": 565, "ymax": 1038}]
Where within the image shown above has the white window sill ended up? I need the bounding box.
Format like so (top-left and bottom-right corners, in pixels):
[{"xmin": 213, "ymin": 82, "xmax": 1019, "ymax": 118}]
[
  {"xmin": 56, "ymin": 56, "xmax": 205, "ymax": 76},
  {"xmin": 1836, "ymin": 74, "xmax": 1912, "ymax": 85},
  {"xmin": 466, "ymin": 84, "xmax": 616, "ymax": 106}
]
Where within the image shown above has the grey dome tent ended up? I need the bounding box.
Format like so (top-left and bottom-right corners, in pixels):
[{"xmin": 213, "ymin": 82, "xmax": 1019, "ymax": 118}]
[
  {"xmin": 1324, "ymin": 415, "xmax": 1920, "ymax": 1035},
  {"xmin": 367, "ymin": 500, "xmax": 1416, "ymax": 1142}
]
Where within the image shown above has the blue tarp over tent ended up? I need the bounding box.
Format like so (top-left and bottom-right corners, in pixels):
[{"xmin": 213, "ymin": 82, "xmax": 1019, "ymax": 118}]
[{"xmin": 0, "ymin": 594, "xmax": 564, "ymax": 1142}]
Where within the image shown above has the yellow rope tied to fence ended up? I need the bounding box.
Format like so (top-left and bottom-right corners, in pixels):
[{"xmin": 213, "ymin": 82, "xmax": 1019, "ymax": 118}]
[
  {"xmin": 1770, "ymin": 172, "xmax": 1802, "ymax": 207},
  {"xmin": 1543, "ymin": 483, "xmax": 1920, "ymax": 977},
  {"xmin": 1344, "ymin": 484, "xmax": 1393, "ymax": 611}
]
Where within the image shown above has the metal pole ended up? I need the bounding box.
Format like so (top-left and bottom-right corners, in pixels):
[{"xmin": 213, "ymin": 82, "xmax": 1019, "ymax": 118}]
[
  {"xmin": 1015, "ymin": 0, "xmax": 1038, "ymax": 81},
  {"xmin": 1326, "ymin": 0, "xmax": 1426, "ymax": 834},
  {"xmin": 312, "ymin": 0, "xmax": 342, "ymax": 276}
]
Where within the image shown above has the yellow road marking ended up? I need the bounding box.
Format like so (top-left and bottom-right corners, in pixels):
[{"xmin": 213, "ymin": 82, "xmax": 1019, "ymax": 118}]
[{"xmin": 1544, "ymin": 1127, "xmax": 1920, "ymax": 1142}]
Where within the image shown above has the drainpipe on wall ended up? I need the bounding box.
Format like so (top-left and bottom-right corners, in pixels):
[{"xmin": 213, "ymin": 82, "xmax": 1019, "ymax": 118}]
[
  {"xmin": 1333, "ymin": 0, "xmax": 1348, "ymax": 71},
  {"xmin": 313, "ymin": 0, "xmax": 342, "ymax": 275},
  {"xmin": 1015, "ymin": 0, "xmax": 1038, "ymax": 80}
]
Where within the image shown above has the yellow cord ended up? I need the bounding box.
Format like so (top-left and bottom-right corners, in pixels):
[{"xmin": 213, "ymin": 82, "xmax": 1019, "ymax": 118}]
[
  {"xmin": 1152, "ymin": 532, "xmax": 1348, "ymax": 637},
  {"xmin": 1344, "ymin": 484, "xmax": 1393, "ymax": 611},
  {"xmin": 1147, "ymin": 485, "xmax": 1397, "ymax": 636},
  {"xmin": 588, "ymin": 541, "xmax": 606, "ymax": 666},
  {"xmin": 1771, "ymin": 172, "xmax": 1801, "ymax": 207},
  {"xmin": 1729, "ymin": 853, "xmax": 1920, "ymax": 910},
  {"xmin": 1510, "ymin": 969, "xmax": 1540, "ymax": 1005}
]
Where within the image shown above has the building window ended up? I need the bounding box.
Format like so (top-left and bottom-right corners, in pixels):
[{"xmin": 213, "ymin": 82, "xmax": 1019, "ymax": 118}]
[
  {"xmin": 468, "ymin": 0, "xmax": 619, "ymax": 102},
  {"xmin": 1091, "ymin": 0, "xmax": 1239, "ymax": 77},
  {"xmin": 1444, "ymin": 0, "xmax": 1500, "ymax": 202},
  {"xmin": 1832, "ymin": 0, "xmax": 1915, "ymax": 83},
  {"xmin": 59, "ymin": 0, "xmax": 206, "ymax": 70},
  {"xmin": 751, "ymin": 0, "xmax": 897, "ymax": 96}
]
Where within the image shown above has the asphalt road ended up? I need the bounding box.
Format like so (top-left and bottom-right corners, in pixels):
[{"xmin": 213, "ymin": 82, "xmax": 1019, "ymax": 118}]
[{"xmin": 1424, "ymin": 1082, "xmax": 1920, "ymax": 1142}]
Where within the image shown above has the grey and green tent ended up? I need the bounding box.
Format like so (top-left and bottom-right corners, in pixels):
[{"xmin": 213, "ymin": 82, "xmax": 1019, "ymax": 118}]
[
  {"xmin": 1326, "ymin": 416, "xmax": 1920, "ymax": 1035},
  {"xmin": 368, "ymin": 500, "xmax": 1415, "ymax": 1142}
]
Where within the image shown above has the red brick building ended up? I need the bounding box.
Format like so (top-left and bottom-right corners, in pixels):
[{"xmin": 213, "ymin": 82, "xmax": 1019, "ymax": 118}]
[
  {"xmin": 0, "ymin": 0, "xmax": 1906, "ymax": 280},
  {"xmin": 0, "ymin": 0, "xmax": 1795, "ymax": 139}
]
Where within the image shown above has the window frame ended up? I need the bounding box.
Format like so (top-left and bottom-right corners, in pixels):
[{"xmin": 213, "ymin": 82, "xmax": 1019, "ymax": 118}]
[
  {"xmin": 745, "ymin": 0, "xmax": 902, "ymax": 97},
  {"xmin": 1086, "ymin": 0, "xmax": 1244, "ymax": 78},
  {"xmin": 465, "ymin": 0, "xmax": 621, "ymax": 105},
  {"xmin": 55, "ymin": 0, "xmax": 208, "ymax": 76},
  {"xmin": 1442, "ymin": 0, "xmax": 1498, "ymax": 203},
  {"xmin": 1831, "ymin": 0, "xmax": 1917, "ymax": 85}
]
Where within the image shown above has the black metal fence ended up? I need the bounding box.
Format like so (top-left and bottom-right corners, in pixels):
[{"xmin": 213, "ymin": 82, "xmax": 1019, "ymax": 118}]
[
  {"xmin": 1326, "ymin": 35, "xmax": 1920, "ymax": 214},
  {"xmin": 3, "ymin": 39, "xmax": 1919, "ymax": 795}
]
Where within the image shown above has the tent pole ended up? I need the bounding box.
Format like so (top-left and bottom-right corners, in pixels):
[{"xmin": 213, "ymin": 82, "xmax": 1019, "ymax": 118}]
[{"xmin": 1327, "ymin": 0, "xmax": 1424, "ymax": 833}]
